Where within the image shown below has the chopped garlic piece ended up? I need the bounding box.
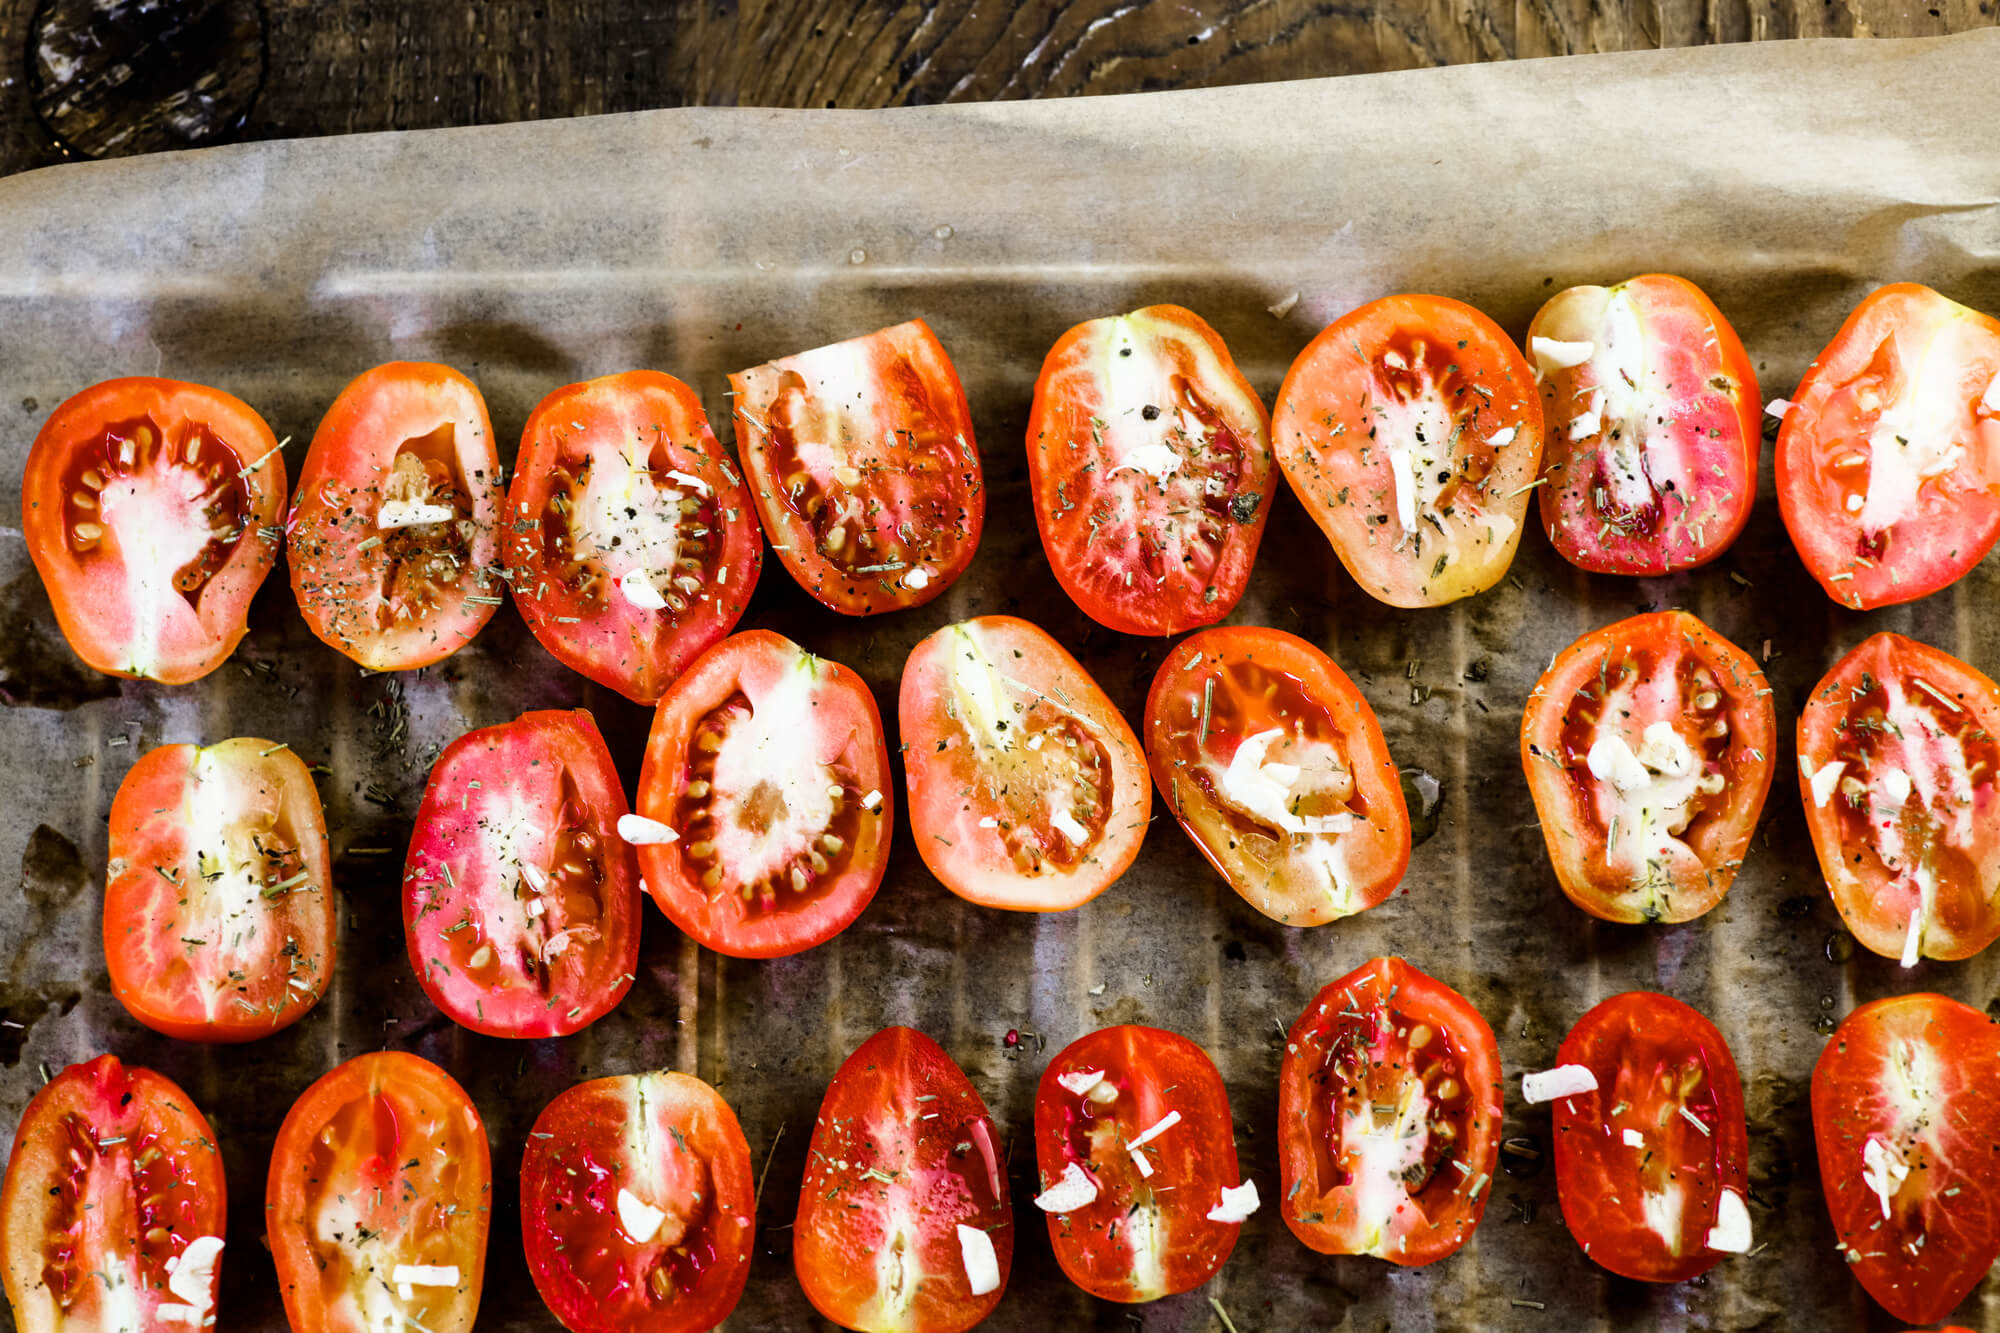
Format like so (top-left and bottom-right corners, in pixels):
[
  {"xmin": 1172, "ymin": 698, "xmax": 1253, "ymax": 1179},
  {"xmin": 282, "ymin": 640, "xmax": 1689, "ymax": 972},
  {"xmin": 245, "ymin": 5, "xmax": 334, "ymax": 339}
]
[
  {"xmin": 1531, "ymin": 337, "xmax": 1595, "ymax": 372},
  {"xmin": 1901, "ymin": 904, "xmax": 1924, "ymax": 969},
  {"xmin": 905, "ymin": 567, "xmax": 933, "ymax": 590},
  {"xmin": 391, "ymin": 1264, "xmax": 461, "ymax": 1287},
  {"xmin": 617, "ymin": 813, "xmax": 679, "ymax": 845},
  {"xmin": 1807, "ymin": 759, "xmax": 1845, "ymax": 808},
  {"xmin": 1862, "ymin": 1136, "xmax": 1909, "ymax": 1219},
  {"xmin": 166, "ymin": 1235, "xmax": 224, "ymax": 1309},
  {"xmin": 1569, "ymin": 405, "xmax": 1603, "ymax": 441},
  {"xmin": 1050, "ymin": 807, "xmax": 1088, "ymax": 845},
  {"xmin": 1764, "ymin": 398, "xmax": 1794, "ymax": 421},
  {"xmin": 617, "ymin": 1187, "xmax": 668, "ymax": 1244},
  {"xmin": 956, "ymin": 1223, "xmax": 1001, "ymax": 1295},
  {"xmin": 1386, "ymin": 445, "xmax": 1419, "ymax": 531},
  {"xmin": 1129, "ymin": 1110, "xmax": 1182, "ymax": 1149},
  {"xmin": 666, "ymin": 469, "xmax": 711, "ymax": 493},
  {"xmin": 1034, "ymin": 1161, "xmax": 1099, "ymax": 1213},
  {"xmin": 1522, "ymin": 1064, "xmax": 1598, "ymax": 1104},
  {"xmin": 1056, "ymin": 1069, "xmax": 1105, "ymax": 1098},
  {"xmin": 862, "ymin": 789, "xmax": 883, "ymax": 811},
  {"xmin": 377, "ymin": 498, "xmax": 457, "ymax": 529},
  {"xmin": 618, "ymin": 567, "xmax": 668, "ymax": 610},
  {"xmin": 155, "ymin": 1305, "xmax": 204, "ymax": 1325},
  {"xmin": 1206, "ymin": 1179, "xmax": 1261, "ymax": 1224},
  {"xmin": 1622, "ymin": 1128, "xmax": 1645, "ymax": 1148},
  {"xmin": 1487, "ymin": 426, "xmax": 1517, "ymax": 448},
  {"xmin": 1706, "ymin": 1188, "xmax": 1752, "ymax": 1253},
  {"xmin": 1129, "ymin": 1149, "xmax": 1155, "ymax": 1178}
]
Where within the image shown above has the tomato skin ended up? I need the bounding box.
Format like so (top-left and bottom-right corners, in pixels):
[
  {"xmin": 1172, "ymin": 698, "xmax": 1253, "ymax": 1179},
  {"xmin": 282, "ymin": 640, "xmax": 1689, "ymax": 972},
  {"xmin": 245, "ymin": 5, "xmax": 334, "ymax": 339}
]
[
  {"xmin": 795, "ymin": 1027, "xmax": 1011, "ymax": 1332},
  {"xmin": 1528, "ymin": 274, "xmax": 1760, "ymax": 575},
  {"xmin": 504, "ymin": 370, "xmax": 764, "ymax": 704},
  {"xmin": 1142, "ymin": 625, "xmax": 1408, "ymax": 926},
  {"xmin": 1277, "ymin": 957, "xmax": 1502, "ymax": 1266},
  {"xmin": 1812, "ymin": 994, "xmax": 2000, "ymax": 1325},
  {"xmin": 899, "ymin": 615, "xmax": 1150, "ymax": 912},
  {"xmin": 1026, "ymin": 305, "xmax": 1274, "ymax": 634},
  {"xmin": 634, "ymin": 630, "xmax": 892, "ymax": 959},
  {"xmin": 21, "ymin": 377, "xmax": 285, "ymax": 683},
  {"xmin": 1, "ymin": 1055, "xmax": 227, "ymax": 1332},
  {"xmin": 1550, "ymin": 992, "xmax": 1751, "ymax": 1283},
  {"xmin": 521, "ymin": 1073, "xmax": 755, "ymax": 1333},
  {"xmin": 268, "ymin": 1051, "xmax": 492, "ymax": 1333},
  {"xmin": 104, "ymin": 737, "xmax": 336, "ymax": 1042},
  {"xmin": 1521, "ymin": 611, "xmax": 1775, "ymax": 924},
  {"xmin": 1032, "ymin": 1026, "xmax": 1242, "ymax": 1303},
  {"xmin": 730, "ymin": 320, "xmax": 983, "ymax": 615},
  {"xmin": 404, "ymin": 709, "xmax": 641, "ymax": 1036},
  {"xmin": 288, "ymin": 362, "xmax": 503, "ymax": 670}
]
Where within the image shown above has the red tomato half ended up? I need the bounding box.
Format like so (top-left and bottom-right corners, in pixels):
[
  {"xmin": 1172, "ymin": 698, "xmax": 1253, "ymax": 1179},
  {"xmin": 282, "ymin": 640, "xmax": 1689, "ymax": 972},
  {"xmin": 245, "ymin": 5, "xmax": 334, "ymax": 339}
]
[
  {"xmin": 899, "ymin": 616, "xmax": 1150, "ymax": 912},
  {"xmin": 1550, "ymin": 992, "xmax": 1751, "ymax": 1282},
  {"xmin": 794, "ymin": 1027, "xmax": 1011, "ymax": 1332},
  {"xmin": 1026, "ymin": 305, "xmax": 1273, "ymax": 634},
  {"xmin": 521, "ymin": 1073, "xmax": 755, "ymax": 1333},
  {"xmin": 1032, "ymin": 1025, "xmax": 1243, "ymax": 1303},
  {"xmin": 1527, "ymin": 274, "xmax": 1760, "ymax": 574},
  {"xmin": 1143, "ymin": 625, "xmax": 1408, "ymax": 926},
  {"xmin": 404, "ymin": 709, "xmax": 640, "ymax": 1037},
  {"xmin": 1521, "ymin": 611, "xmax": 1775, "ymax": 924},
  {"xmin": 21, "ymin": 377, "xmax": 285, "ymax": 683},
  {"xmin": 288, "ymin": 362, "xmax": 503, "ymax": 670},
  {"xmin": 1, "ymin": 1056, "xmax": 226, "ymax": 1331},
  {"xmin": 1778, "ymin": 283, "xmax": 2000, "ymax": 609},
  {"xmin": 104, "ymin": 737, "xmax": 335, "ymax": 1042},
  {"xmin": 1272, "ymin": 295, "xmax": 1544, "ymax": 607},
  {"xmin": 1812, "ymin": 994, "xmax": 2000, "ymax": 1325},
  {"xmin": 1797, "ymin": 632, "xmax": 2000, "ymax": 964},
  {"xmin": 633, "ymin": 631, "xmax": 891, "ymax": 958},
  {"xmin": 268, "ymin": 1051, "xmax": 492, "ymax": 1333},
  {"xmin": 1278, "ymin": 957, "xmax": 1502, "ymax": 1265},
  {"xmin": 730, "ymin": 320, "xmax": 983, "ymax": 614},
  {"xmin": 505, "ymin": 371, "xmax": 763, "ymax": 704}
]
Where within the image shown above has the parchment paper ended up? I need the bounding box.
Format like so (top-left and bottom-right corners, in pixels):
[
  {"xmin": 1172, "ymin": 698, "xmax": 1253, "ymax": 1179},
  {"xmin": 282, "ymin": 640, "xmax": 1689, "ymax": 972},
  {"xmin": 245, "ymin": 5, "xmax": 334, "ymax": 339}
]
[{"xmin": 2, "ymin": 29, "xmax": 1999, "ymax": 1331}]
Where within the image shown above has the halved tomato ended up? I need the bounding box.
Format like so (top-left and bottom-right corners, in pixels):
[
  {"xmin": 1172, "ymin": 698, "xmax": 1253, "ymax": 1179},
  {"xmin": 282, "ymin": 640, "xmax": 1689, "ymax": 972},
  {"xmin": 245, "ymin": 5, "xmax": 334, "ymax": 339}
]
[
  {"xmin": 633, "ymin": 630, "xmax": 890, "ymax": 959},
  {"xmin": 899, "ymin": 615, "xmax": 1149, "ymax": 912},
  {"xmin": 1549, "ymin": 992, "xmax": 1752, "ymax": 1282},
  {"xmin": 794, "ymin": 1027, "xmax": 1011, "ymax": 1332},
  {"xmin": 1271, "ymin": 295, "xmax": 1543, "ymax": 607},
  {"xmin": 1812, "ymin": 993, "xmax": 2000, "ymax": 1325},
  {"xmin": 21, "ymin": 377, "xmax": 285, "ymax": 683},
  {"xmin": 1278, "ymin": 956, "xmax": 1502, "ymax": 1266},
  {"xmin": 1, "ymin": 1055, "xmax": 227, "ymax": 1330},
  {"xmin": 287, "ymin": 361, "xmax": 503, "ymax": 670},
  {"xmin": 1142, "ymin": 625, "xmax": 1408, "ymax": 926},
  {"xmin": 268, "ymin": 1051, "xmax": 492, "ymax": 1333},
  {"xmin": 729, "ymin": 320, "xmax": 983, "ymax": 614},
  {"xmin": 1797, "ymin": 632, "xmax": 2000, "ymax": 964},
  {"xmin": 404, "ymin": 709, "xmax": 640, "ymax": 1037},
  {"xmin": 104, "ymin": 736, "xmax": 335, "ymax": 1042},
  {"xmin": 504, "ymin": 370, "xmax": 763, "ymax": 704},
  {"xmin": 1032, "ymin": 1025, "xmax": 1246, "ymax": 1303},
  {"xmin": 521, "ymin": 1072, "xmax": 755, "ymax": 1333},
  {"xmin": 1527, "ymin": 274, "xmax": 1760, "ymax": 575},
  {"xmin": 1521, "ymin": 611, "xmax": 1775, "ymax": 924},
  {"xmin": 1777, "ymin": 283, "xmax": 2000, "ymax": 609},
  {"xmin": 1026, "ymin": 305, "xmax": 1273, "ymax": 634}
]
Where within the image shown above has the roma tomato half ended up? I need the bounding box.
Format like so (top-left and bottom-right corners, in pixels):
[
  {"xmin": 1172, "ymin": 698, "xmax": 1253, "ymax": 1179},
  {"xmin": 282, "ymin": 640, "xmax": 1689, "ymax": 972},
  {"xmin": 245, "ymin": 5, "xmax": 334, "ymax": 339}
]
[
  {"xmin": 633, "ymin": 631, "xmax": 891, "ymax": 959},
  {"xmin": 21, "ymin": 377, "xmax": 285, "ymax": 683},
  {"xmin": 1521, "ymin": 611, "xmax": 1775, "ymax": 924},
  {"xmin": 1272, "ymin": 294, "xmax": 1544, "ymax": 607},
  {"xmin": 1, "ymin": 1056, "xmax": 226, "ymax": 1331},
  {"xmin": 730, "ymin": 320, "xmax": 983, "ymax": 614},
  {"xmin": 1143, "ymin": 625, "xmax": 1408, "ymax": 926},
  {"xmin": 104, "ymin": 736, "xmax": 335, "ymax": 1042},
  {"xmin": 1026, "ymin": 305, "xmax": 1273, "ymax": 634},
  {"xmin": 899, "ymin": 616, "xmax": 1149, "ymax": 912}
]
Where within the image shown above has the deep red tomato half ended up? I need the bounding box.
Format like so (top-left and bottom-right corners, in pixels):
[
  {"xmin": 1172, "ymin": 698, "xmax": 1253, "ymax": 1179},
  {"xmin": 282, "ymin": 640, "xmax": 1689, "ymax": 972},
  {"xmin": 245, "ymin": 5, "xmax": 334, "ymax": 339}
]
[
  {"xmin": 1521, "ymin": 611, "xmax": 1775, "ymax": 924},
  {"xmin": 1778, "ymin": 283, "xmax": 2000, "ymax": 609},
  {"xmin": 404, "ymin": 709, "xmax": 641, "ymax": 1037},
  {"xmin": 104, "ymin": 737, "xmax": 336, "ymax": 1042},
  {"xmin": 288, "ymin": 361, "xmax": 503, "ymax": 670},
  {"xmin": 794, "ymin": 1027, "xmax": 1012, "ymax": 1332},
  {"xmin": 1812, "ymin": 993, "xmax": 2000, "ymax": 1325},
  {"xmin": 1278, "ymin": 956, "xmax": 1502, "ymax": 1265},
  {"xmin": 730, "ymin": 319, "xmax": 983, "ymax": 615},
  {"xmin": 21, "ymin": 377, "xmax": 285, "ymax": 683},
  {"xmin": 1551, "ymin": 992, "xmax": 1751, "ymax": 1282},
  {"xmin": 633, "ymin": 630, "xmax": 891, "ymax": 958},
  {"xmin": 1271, "ymin": 294, "xmax": 1544, "ymax": 607},
  {"xmin": 505, "ymin": 370, "xmax": 763, "ymax": 704},
  {"xmin": 1, "ymin": 1056, "xmax": 226, "ymax": 1331},
  {"xmin": 899, "ymin": 615, "xmax": 1150, "ymax": 912},
  {"xmin": 1032, "ymin": 1025, "xmax": 1244, "ymax": 1303},
  {"xmin": 1797, "ymin": 632, "xmax": 2000, "ymax": 964},
  {"xmin": 268, "ymin": 1051, "xmax": 492, "ymax": 1333},
  {"xmin": 1527, "ymin": 274, "xmax": 1760, "ymax": 575},
  {"xmin": 521, "ymin": 1072, "xmax": 755, "ymax": 1333},
  {"xmin": 1026, "ymin": 304, "xmax": 1273, "ymax": 634},
  {"xmin": 1143, "ymin": 625, "xmax": 1409, "ymax": 926}
]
